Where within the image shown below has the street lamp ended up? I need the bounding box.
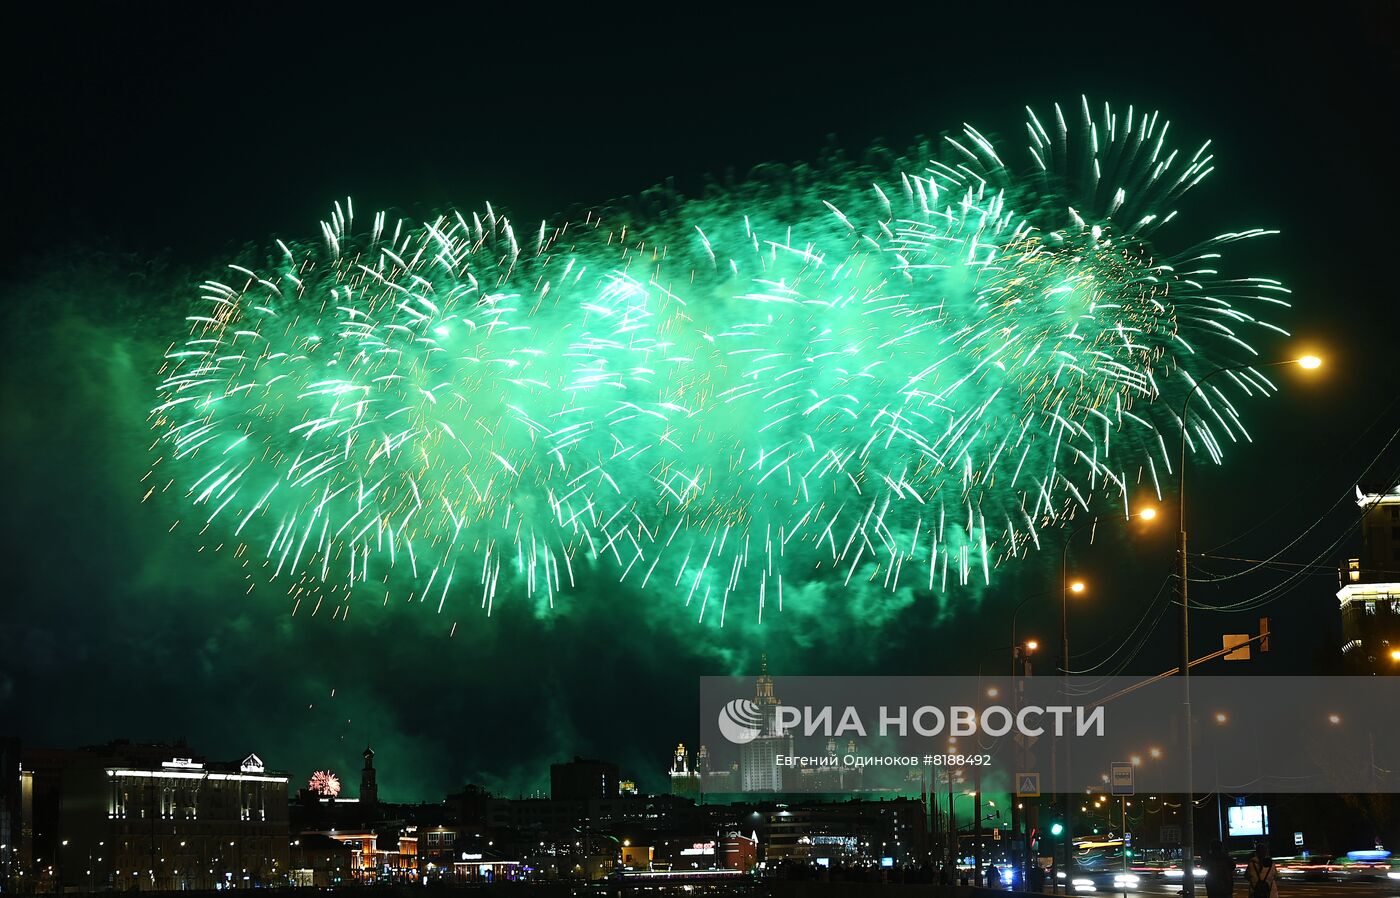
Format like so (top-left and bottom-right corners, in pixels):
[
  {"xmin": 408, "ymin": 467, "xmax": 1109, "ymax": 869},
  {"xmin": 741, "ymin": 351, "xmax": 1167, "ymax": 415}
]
[
  {"xmin": 1175, "ymin": 353, "xmax": 1321, "ymax": 898},
  {"xmin": 977, "ymin": 638, "xmax": 1039, "ymax": 888}
]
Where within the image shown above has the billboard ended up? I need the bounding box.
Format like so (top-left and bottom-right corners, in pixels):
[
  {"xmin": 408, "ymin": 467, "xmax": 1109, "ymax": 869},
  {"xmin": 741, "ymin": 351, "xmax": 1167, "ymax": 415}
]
[{"xmin": 1227, "ymin": 805, "xmax": 1269, "ymax": 837}]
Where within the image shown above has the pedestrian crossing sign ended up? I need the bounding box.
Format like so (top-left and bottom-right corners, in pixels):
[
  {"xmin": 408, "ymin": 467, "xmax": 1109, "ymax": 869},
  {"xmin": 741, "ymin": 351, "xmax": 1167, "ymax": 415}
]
[{"xmin": 1016, "ymin": 772, "xmax": 1041, "ymax": 797}]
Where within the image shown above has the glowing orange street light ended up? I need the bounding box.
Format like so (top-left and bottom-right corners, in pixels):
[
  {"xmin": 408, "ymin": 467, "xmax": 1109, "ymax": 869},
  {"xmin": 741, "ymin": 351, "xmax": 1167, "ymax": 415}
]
[
  {"xmin": 1069, "ymin": 580, "xmax": 1087, "ymax": 594},
  {"xmin": 1025, "ymin": 640, "xmax": 1039, "ymax": 652},
  {"xmin": 1175, "ymin": 351, "xmax": 1323, "ymax": 898}
]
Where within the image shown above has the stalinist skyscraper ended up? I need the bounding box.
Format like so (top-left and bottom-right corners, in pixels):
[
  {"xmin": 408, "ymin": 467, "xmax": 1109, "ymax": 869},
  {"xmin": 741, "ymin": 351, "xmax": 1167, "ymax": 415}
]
[{"xmin": 741, "ymin": 656, "xmax": 793, "ymax": 792}]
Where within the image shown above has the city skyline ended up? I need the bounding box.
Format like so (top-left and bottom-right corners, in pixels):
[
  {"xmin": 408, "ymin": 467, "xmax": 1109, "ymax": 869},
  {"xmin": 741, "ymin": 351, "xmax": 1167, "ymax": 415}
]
[{"xmin": 2, "ymin": 0, "xmax": 1399, "ymax": 828}]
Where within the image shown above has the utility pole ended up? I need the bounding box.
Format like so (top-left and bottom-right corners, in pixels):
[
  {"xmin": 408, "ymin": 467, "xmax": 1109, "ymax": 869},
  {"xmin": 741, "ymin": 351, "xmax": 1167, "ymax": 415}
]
[
  {"xmin": 1121, "ymin": 797, "xmax": 1130, "ymax": 898},
  {"xmin": 974, "ymin": 771, "xmax": 983, "ymax": 887},
  {"xmin": 948, "ymin": 775, "xmax": 956, "ymax": 877}
]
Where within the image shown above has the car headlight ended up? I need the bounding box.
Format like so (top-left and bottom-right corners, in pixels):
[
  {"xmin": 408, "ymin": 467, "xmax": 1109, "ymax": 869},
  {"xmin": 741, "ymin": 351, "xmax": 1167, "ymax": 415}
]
[
  {"xmin": 1387, "ymin": 871, "xmax": 1400, "ymax": 880},
  {"xmin": 1072, "ymin": 878, "xmax": 1096, "ymax": 892},
  {"xmin": 1114, "ymin": 875, "xmax": 1140, "ymax": 886}
]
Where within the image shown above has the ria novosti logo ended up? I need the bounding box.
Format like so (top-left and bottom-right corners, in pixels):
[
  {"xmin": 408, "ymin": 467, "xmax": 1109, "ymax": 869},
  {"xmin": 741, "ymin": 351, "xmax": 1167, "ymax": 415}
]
[{"xmin": 717, "ymin": 698, "xmax": 765, "ymax": 744}]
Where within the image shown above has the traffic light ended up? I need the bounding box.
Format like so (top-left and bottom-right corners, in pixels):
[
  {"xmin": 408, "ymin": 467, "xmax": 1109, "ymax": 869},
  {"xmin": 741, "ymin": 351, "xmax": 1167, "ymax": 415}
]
[{"xmin": 1050, "ymin": 822, "xmax": 1064, "ymax": 836}]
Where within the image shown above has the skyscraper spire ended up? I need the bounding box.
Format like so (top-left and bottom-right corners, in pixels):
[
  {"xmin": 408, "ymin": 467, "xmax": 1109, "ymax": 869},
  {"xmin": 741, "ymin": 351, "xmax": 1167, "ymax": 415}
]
[{"xmin": 755, "ymin": 655, "xmax": 776, "ymax": 706}]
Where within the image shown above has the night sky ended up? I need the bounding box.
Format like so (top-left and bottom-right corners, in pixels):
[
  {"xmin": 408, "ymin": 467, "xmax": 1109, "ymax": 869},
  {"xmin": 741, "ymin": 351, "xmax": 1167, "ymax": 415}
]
[{"xmin": 2, "ymin": 5, "xmax": 1397, "ymax": 801}]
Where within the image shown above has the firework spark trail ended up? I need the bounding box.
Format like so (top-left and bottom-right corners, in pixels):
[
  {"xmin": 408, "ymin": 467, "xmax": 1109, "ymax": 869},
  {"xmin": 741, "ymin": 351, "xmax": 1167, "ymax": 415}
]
[{"xmin": 148, "ymin": 100, "xmax": 1293, "ymax": 627}]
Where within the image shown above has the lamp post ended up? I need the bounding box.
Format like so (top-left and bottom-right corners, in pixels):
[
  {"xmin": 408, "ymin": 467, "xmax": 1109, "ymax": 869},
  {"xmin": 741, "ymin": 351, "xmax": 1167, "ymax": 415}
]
[
  {"xmin": 1009, "ymin": 587, "xmax": 1055, "ymax": 891},
  {"xmin": 979, "ymin": 635, "xmax": 1039, "ymax": 890},
  {"xmin": 1121, "ymin": 795, "xmax": 1130, "ymax": 898},
  {"xmin": 1175, "ymin": 354, "xmax": 1320, "ymax": 898}
]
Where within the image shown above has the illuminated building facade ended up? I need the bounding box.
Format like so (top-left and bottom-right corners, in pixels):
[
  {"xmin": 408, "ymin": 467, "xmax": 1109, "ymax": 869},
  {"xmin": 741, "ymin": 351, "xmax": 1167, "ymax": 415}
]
[
  {"xmin": 22, "ymin": 742, "xmax": 289, "ymax": 891},
  {"xmin": 448, "ymin": 851, "xmax": 521, "ymax": 882},
  {"xmin": 1339, "ymin": 485, "xmax": 1400, "ymax": 673},
  {"xmin": 761, "ymin": 798, "xmax": 927, "ymax": 866},
  {"xmin": 311, "ymin": 828, "xmax": 417, "ymax": 882},
  {"xmin": 620, "ymin": 842, "xmax": 653, "ymax": 869},
  {"xmin": 417, "ymin": 823, "xmax": 465, "ymax": 874},
  {"xmin": 19, "ymin": 767, "xmax": 33, "ymax": 879},
  {"xmin": 669, "ymin": 744, "xmax": 699, "ymax": 798},
  {"xmin": 670, "ymin": 744, "xmax": 735, "ymax": 798},
  {"xmin": 651, "ymin": 833, "xmax": 759, "ymax": 871}
]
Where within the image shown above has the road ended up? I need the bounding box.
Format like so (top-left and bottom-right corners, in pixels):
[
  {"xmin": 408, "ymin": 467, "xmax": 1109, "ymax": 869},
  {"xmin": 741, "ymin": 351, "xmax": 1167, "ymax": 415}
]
[{"xmin": 1108, "ymin": 880, "xmax": 1397, "ymax": 898}]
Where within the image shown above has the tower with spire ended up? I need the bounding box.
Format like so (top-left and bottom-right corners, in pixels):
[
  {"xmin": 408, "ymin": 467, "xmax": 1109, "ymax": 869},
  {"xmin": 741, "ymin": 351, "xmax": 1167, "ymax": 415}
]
[
  {"xmin": 754, "ymin": 654, "xmax": 781, "ymax": 736},
  {"xmin": 360, "ymin": 746, "xmax": 379, "ymax": 809}
]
